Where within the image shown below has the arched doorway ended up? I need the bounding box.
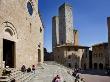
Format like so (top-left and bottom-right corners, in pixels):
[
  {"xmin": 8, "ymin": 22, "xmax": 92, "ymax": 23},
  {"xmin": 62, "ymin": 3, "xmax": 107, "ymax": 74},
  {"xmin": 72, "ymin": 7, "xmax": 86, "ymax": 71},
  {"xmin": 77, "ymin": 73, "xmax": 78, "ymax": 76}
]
[
  {"xmin": 75, "ymin": 63, "xmax": 78, "ymax": 69},
  {"xmin": 3, "ymin": 39, "xmax": 15, "ymax": 68},
  {"xmin": 38, "ymin": 49, "xmax": 41, "ymax": 62},
  {"xmin": 99, "ymin": 63, "xmax": 103, "ymax": 70},
  {"xmin": 68, "ymin": 63, "xmax": 71, "ymax": 68},
  {"xmin": 1, "ymin": 21, "xmax": 18, "ymax": 68},
  {"xmin": 94, "ymin": 63, "xmax": 97, "ymax": 69}
]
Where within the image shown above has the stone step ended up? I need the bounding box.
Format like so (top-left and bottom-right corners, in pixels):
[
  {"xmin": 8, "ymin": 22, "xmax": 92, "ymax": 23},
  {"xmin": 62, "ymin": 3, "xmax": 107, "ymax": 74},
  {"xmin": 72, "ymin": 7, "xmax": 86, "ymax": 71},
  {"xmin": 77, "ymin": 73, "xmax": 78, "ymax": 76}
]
[
  {"xmin": 0, "ymin": 76, "xmax": 10, "ymax": 82},
  {"xmin": 14, "ymin": 71, "xmax": 37, "ymax": 82},
  {"xmin": 15, "ymin": 72, "xmax": 28, "ymax": 81},
  {"xmin": 20, "ymin": 73, "xmax": 33, "ymax": 82},
  {"xmin": 23, "ymin": 73, "xmax": 37, "ymax": 82}
]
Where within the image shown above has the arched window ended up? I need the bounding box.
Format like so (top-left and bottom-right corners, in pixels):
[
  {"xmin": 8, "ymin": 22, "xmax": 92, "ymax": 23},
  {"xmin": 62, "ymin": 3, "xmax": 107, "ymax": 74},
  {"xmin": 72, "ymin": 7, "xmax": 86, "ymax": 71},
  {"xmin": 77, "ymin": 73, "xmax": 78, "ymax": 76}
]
[
  {"xmin": 68, "ymin": 55, "xmax": 71, "ymax": 59},
  {"xmin": 5, "ymin": 28, "xmax": 13, "ymax": 36},
  {"xmin": 27, "ymin": 1, "xmax": 33, "ymax": 15}
]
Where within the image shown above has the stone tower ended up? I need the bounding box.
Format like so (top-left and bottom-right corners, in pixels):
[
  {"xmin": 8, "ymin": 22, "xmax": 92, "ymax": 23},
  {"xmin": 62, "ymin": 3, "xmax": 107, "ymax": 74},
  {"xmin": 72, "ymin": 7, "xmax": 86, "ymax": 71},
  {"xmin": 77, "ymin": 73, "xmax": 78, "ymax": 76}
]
[
  {"xmin": 107, "ymin": 17, "xmax": 110, "ymax": 67},
  {"xmin": 52, "ymin": 16, "xmax": 59, "ymax": 50},
  {"xmin": 73, "ymin": 29, "xmax": 78, "ymax": 45},
  {"xmin": 59, "ymin": 3, "xmax": 74, "ymax": 45}
]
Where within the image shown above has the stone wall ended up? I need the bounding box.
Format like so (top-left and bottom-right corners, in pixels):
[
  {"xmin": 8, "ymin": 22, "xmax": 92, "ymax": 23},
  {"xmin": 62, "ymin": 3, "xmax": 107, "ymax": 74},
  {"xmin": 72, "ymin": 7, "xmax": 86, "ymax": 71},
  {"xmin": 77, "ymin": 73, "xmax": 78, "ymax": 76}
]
[
  {"xmin": 92, "ymin": 43, "xmax": 108, "ymax": 69},
  {"xmin": 0, "ymin": 0, "xmax": 44, "ymax": 69},
  {"xmin": 54, "ymin": 46, "xmax": 89, "ymax": 69}
]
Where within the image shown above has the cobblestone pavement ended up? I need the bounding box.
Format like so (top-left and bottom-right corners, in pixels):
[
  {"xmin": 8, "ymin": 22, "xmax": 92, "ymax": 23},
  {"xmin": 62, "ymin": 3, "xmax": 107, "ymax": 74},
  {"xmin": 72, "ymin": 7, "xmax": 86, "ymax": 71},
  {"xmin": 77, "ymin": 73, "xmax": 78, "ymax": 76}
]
[
  {"xmin": 80, "ymin": 74, "xmax": 110, "ymax": 82},
  {"xmin": 30, "ymin": 62, "xmax": 110, "ymax": 82},
  {"xmin": 30, "ymin": 63, "xmax": 75, "ymax": 82},
  {"xmin": 79, "ymin": 70, "xmax": 110, "ymax": 82}
]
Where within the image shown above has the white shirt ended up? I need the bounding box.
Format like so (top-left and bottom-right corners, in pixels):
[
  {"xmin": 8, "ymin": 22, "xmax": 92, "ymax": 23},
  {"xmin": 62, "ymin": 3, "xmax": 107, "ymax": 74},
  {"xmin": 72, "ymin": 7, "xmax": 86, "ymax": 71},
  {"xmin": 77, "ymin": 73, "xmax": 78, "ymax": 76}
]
[{"xmin": 55, "ymin": 78, "xmax": 61, "ymax": 82}]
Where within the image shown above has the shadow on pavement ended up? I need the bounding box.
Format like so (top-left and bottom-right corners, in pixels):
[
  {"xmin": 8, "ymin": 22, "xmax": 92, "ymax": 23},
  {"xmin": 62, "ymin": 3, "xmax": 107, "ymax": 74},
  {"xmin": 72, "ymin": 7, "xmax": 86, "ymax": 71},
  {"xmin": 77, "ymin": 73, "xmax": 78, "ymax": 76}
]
[{"xmin": 79, "ymin": 69, "xmax": 110, "ymax": 76}]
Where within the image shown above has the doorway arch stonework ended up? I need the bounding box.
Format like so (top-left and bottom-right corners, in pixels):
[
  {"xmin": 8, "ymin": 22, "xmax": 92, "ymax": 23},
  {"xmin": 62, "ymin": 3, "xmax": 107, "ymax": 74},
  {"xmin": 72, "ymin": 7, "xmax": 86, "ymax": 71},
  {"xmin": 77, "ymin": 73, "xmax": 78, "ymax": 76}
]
[
  {"xmin": 1, "ymin": 21, "xmax": 18, "ymax": 41},
  {"xmin": 0, "ymin": 21, "xmax": 18, "ymax": 68}
]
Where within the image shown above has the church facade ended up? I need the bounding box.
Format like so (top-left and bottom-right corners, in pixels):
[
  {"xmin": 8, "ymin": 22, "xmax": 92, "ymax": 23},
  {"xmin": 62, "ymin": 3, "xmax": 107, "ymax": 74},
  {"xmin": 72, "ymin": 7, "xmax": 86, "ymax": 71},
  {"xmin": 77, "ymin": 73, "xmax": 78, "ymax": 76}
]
[{"xmin": 0, "ymin": 0, "xmax": 44, "ymax": 69}]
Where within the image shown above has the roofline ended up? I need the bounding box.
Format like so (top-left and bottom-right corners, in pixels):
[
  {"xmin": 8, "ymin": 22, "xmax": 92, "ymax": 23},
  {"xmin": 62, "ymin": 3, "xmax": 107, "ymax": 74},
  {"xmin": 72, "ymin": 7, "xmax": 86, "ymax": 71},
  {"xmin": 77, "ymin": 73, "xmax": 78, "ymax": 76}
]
[
  {"xmin": 59, "ymin": 3, "xmax": 72, "ymax": 9},
  {"xmin": 92, "ymin": 42, "xmax": 108, "ymax": 47},
  {"xmin": 38, "ymin": 9, "xmax": 45, "ymax": 28},
  {"xmin": 55, "ymin": 44, "xmax": 90, "ymax": 49}
]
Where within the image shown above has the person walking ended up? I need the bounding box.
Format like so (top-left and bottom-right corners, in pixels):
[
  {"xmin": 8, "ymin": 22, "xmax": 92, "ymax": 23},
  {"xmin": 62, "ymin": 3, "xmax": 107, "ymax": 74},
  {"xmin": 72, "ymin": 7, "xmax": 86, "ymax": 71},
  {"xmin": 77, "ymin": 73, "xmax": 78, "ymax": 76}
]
[
  {"xmin": 52, "ymin": 75, "xmax": 61, "ymax": 82},
  {"xmin": 32, "ymin": 65, "xmax": 35, "ymax": 73},
  {"xmin": 55, "ymin": 76, "xmax": 61, "ymax": 82},
  {"xmin": 74, "ymin": 74, "xmax": 80, "ymax": 82}
]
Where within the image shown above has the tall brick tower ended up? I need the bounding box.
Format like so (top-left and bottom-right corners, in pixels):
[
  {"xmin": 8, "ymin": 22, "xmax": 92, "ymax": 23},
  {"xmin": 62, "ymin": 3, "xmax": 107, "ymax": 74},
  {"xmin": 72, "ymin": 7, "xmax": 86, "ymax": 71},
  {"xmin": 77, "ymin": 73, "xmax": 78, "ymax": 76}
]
[
  {"xmin": 52, "ymin": 16, "xmax": 59, "ymax": 50},
  {"xmin": 107, "ymin": 17, "xmax": 110, "ymax": 68},
  {"xmin": 59, "ymin": 3, "xmax": 74, "ymax": 45}
]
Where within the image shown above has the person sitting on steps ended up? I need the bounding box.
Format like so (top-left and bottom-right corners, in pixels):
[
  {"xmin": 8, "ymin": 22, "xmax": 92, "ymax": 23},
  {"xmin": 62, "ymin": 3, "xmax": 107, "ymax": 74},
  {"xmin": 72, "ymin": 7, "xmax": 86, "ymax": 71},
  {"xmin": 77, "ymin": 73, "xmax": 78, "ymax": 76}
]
[
  {"xmin": 21, "ymin": 65, "xmax": 26, "ymax": 73},
  {"xmin": 32, "ymin": 65, "xmax": 35, "ymax": 73}
]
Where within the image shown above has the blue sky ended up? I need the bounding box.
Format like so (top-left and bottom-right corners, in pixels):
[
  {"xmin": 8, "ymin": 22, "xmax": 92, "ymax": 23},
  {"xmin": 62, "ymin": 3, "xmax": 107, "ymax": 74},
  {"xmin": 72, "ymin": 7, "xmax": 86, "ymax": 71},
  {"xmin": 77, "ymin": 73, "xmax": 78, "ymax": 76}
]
[{"xmin": 39, "ymin": 0, "xmax": 110, "ymax": 52}]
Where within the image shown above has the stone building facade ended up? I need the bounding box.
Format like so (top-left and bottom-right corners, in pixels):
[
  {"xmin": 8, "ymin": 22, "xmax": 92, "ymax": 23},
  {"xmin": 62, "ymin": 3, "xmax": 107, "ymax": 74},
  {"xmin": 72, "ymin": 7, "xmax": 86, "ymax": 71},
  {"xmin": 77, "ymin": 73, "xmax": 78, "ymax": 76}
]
[
  {"xmin": 0, "ymin": 0, "xmax": 44, "ymax": 69},
  {"xmin": 92, "ymin": 43, "xmax": 108, "ymax": 70},
  {"xmin": 53, "ymin": 44, "xmax": 89, "ymax": 69}
]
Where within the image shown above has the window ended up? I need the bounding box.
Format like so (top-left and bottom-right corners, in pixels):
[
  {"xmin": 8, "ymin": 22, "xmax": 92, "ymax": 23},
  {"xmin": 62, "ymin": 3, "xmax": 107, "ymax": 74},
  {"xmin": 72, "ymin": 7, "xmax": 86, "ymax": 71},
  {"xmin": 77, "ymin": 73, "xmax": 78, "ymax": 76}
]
[
  {"xmin": 68, "ymin": 55, "xmax": 71, "ymax": 59},
  {"xmin": 30, "ymin": 23, "xmax": 32, "ymax": 33},
  {"xmin": 27, "ymin": 1, "xmax": 33, "ymax": 15},
  {"xmin": 5, "ymin": 28, "xmax": 13, "ymax": 36},
  {"xmin": 85, "ymin": 49, "xmax": 88, "ymax": 58},
  {"xmin": 94, "ymin": 54, "xmax": 97, "ymax": 57},
  {"xmin": 74, "ymin": 48, "xmax": 78, "ymax": 51},
  {"xmin": 40, "ymin": 27, "xmax": 42, "ymax": 32}
]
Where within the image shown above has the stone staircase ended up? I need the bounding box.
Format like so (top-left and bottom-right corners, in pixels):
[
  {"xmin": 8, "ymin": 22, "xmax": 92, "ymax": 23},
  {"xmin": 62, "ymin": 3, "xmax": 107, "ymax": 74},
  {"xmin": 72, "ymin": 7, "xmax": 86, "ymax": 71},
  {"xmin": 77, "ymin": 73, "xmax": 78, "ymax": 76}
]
[
  {"xmin": 30, "ymin": 61, "xmax": 76, "ymax": 82},
  {"xmin": 0, "ymin": 68, "xmax": 38, "ymax": 82},
  {"xmin": 0, "ymin": 61, "xmax": 77, "ymax": 82}
]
